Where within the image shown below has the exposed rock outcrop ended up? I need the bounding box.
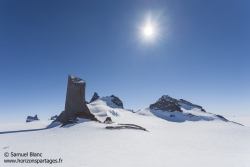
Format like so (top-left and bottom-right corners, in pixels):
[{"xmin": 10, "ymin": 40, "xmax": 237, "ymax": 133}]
[
  {"xmin": 110, "ymin": 95, "xmax": 123, "ymax": 109},
  {"xmin": 26, "ymin": 115, "xmax": 39, "ymax": 123},
  {"xmin": 50, "ymin": 115, "xmax": 58, "ymax": 120},
  {"xmin": 90, "ymin": 92, "xmax": 100, "ymax": 103},
  {"xmin": 150, "ymin": 95, "xmax": 182, "ymax": 112},
  {"xmin": 54, "ymin": 75, "xmax": 99, "ymax": 126},
  {"xmin": 103, "ymin": 117, "xmax": 113, "ymax": 124},
  {"xmin": 150, "ymin": 95, "xmax": 206, "ymax": 112},
  {"xmin": 106, "ymin": 124, "xmax": 148, "ymax": 131},
  {"xmin": 98, "ymin": 95, "xmax": 124, "ymax": 109},
  {"xmin": 216, "ymin": 115, "xmax": 229, "ymax": 122}
]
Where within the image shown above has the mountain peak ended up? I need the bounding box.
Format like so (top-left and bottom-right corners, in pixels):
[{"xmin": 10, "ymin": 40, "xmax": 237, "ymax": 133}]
[
  {"xmin": 90, "ymin": 92, "xmax": 100, "ymax": 103},
  {"xmin": 150, "ymin": 95, "xmax": 182, "ymax": 112},
  {"xmin": 161, "ymin": 95, "xmax": 178, "ymax": 102},
  {"xmin": 150, "ymin": 95, "xmax": 206, "ymax": 112}
]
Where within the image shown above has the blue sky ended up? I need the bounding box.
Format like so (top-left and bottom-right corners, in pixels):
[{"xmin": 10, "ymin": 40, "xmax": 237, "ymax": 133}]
[{"xmin": 0, "ymin": 0, "xmax": 249, "ymax": 123}]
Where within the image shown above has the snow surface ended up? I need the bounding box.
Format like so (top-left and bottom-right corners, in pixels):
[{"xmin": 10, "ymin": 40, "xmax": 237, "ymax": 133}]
[
  {"xmin": 225, "ymin": 116, "xmax": 250, "ymax": 127},
  {"xmin": 0, "ymin": 120, "xmax": 53, "ymax": 132},
  {"xmin": 1, "ymin": 99, "xmax": 249, "ymax": 167}
]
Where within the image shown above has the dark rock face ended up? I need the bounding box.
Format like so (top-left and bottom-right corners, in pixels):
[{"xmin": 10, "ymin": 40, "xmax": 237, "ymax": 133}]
[
  {"xmin": 110, "ymin": 95, "xmax": 123, "ymax": 109},
  {"xmin": 150, "ymin": 95, "xmax": 182, "ymax": 112},
  {"xmin": 54, "ymin": 75, "xmax": 98, "ymax": 125},
  {"xmin": 50, "ymin": 115, "xmax": 58, "ymax": 120},
  {"xmin": 90, "ymin": 92, "xmax": 100, "ymax": 103},
  {"xmin": 201, "ymin": 108, "xmax": 206, "ymax": 112},
  {"xmin": 216, "ymin": 115, "xmax": 229, "ymax": 122},
  {"xmin": 103, "ymin": 117, "xmax": 113, "ymax": 124},
  {"xmin": 26, "ymin": 115, "xmax": 39, "ymax": 123},
  {"xmin": 150, "ymin": 95, "xmax": 206, "ymax": 112}
]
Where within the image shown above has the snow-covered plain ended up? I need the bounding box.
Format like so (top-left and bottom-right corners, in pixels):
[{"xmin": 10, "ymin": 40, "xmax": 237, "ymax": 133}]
[
  {"xmin": 225, "ymin": 116, "xmax": 250, "ymax": 127},
  {"xmin": 1, "ymin": 97, "xmax": 250, "ymax": 167},
  {"xmin": 0, "ymin": 120, "xmax": 53, "ymax": 132}
]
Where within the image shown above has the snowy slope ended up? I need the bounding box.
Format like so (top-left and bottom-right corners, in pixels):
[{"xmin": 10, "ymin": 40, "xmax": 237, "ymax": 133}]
[
  {"xmin": 1, "ymin": 97, "xmax": 250, "ymax": 167},
  {"xmin": 137, "ymin": 106, "xmax": 237, "ymax": 123},
  {"xmin": 138, "ymin": 95, "xmax": 236, "ymax": 124},
  {"xmin": 87, "ymin": 97, "xmax": 131, "ymax": 122}
]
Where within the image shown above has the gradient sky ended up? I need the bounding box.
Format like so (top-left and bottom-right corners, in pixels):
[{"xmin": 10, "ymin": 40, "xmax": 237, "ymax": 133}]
[{"xmin": 0, "ymin": 0, "xmax": 249, "ymax": 123}]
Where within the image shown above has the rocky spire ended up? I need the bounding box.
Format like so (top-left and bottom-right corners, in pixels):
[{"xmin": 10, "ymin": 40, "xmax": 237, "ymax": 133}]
[
  {"xmin": 89, "ymin": 92, "xmax": 100, "ymax": 103},
  {"xmin": 54, "ymin": 75, "xmax": 98, "ymax": 125}
]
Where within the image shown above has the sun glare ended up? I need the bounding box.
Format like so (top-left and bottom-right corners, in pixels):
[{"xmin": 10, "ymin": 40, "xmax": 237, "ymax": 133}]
[
  {"xmin": 144, "ymin": 26, "xmax": 154, "ymax": 37},
  {"xmin": 138, "ymin": 11, "xmax": 167, "ymax": 44}
]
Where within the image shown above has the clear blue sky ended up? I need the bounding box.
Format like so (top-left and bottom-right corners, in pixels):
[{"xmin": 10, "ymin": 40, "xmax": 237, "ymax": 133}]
[{"xmin": 0, "ymin": 0, "xmax": 249, "ymax": 123}]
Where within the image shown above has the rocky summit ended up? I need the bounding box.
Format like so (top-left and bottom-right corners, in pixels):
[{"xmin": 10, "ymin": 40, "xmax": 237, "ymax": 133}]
[
  {"xmin": 54, "ymin": 75, "xmax": 98, "ymax": 126},
  {"xmin": 150, "ymin": 95, "xmax": 182, "ymax": 112},
  {"xmin": 26, "ymin": 115, "xmax": 39, "ymax": 123},
  {"xmin": 103, "ymin": 117, "xmax": 113, "ymax": 124},
  {"xmin": 150, "ymin": 95, "xmax": 206, "ymax": 112},
  {"xmin": 90, "ymin": 92, "xmax": 100, "ymax": 103}
]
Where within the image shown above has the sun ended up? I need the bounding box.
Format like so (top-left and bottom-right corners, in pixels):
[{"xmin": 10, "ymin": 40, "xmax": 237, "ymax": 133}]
[
  {"xmin": 137, "ymin": 11, "xmax": 167, "ymax": 44},
  {"xmin": 144, "ymin": 26, "xmax": 154, "ymax": 37},
  {"xmin": 141, "ymin": 24, "xmax": 157, "ymax": 42},
  {"xmin": 139, "ymin": 23, "xmax": 157, "ymax": 43}
]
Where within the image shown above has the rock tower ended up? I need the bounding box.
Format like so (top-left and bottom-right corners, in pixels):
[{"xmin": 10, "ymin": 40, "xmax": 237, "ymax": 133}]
[{"xmin": 54, "ymin": 75, "xmax": 98, "ymax": 125}]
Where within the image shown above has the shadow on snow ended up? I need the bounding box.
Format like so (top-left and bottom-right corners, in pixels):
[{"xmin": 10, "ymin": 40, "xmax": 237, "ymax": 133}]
[{"xmin": 0, "ymin": 119, "xmax": 91, "ymax": 135}]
